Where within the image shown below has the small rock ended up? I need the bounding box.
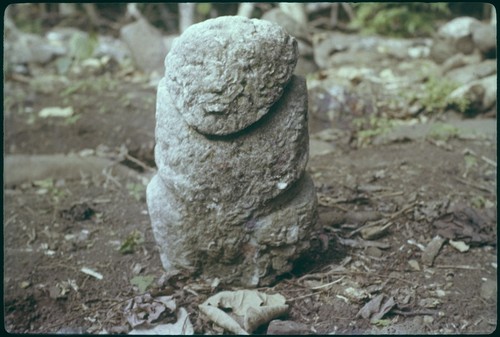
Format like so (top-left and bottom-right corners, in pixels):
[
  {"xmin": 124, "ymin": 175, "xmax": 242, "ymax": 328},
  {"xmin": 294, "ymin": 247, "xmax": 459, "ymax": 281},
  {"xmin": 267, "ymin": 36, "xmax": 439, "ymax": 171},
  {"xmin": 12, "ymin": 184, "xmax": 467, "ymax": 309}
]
[
  {"xmin": 408, "ymin": 259, "xmax": 421, "ymax": 271},
  {"xmin": 438, "ymin": 16, "xmax": 481, "ymax": 40},
  {"xmin": 423, "ymin": 315, "xmax": 434, "ymax": 324},
  {"xmin": 448, "ymin": 240, "xmax": 470, "ymax": 252},
  {"xmin": 267, "ymin": 320, "xmax": 312, "ymax": 335},
  {"xmin": 366, "ymin": 246, "xmax": 383, "ymax": 258},
  {"xmin": 19, "ymin": 281, "xmax": 31, "ymax": 289},
  {"xmin": 435, "ymin": 289, "xmax": 446, "ymax": 297},
  {"xmin": 309, "ymin": 139, "xmax": 335, "ymax": 157},
  {"xmin": 56, "ymin": 327, "xmax": 88, "ymax": 334},
  {"xmin": 480, "ymin": 278, "xmax": 497, "ymax": 301},
  {"xmin": 429, "ymin": 38, "xmax": 457, "ymax": 64},
  {"xmin": 421, "ymin": 235, "xmax": 446, "ymax": 267}
]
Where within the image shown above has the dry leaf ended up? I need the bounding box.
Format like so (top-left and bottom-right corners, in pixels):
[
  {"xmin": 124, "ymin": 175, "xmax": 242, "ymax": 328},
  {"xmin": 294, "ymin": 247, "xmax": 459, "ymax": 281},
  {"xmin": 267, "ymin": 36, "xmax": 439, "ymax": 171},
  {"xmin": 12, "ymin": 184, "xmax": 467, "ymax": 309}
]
[
  {"xmin": 357, "ymin": 294, "xmax": 396, "ymax": 323},
  {"xmin": 198, "ymin": 303, "xmax": 248, "ymax": 335},
  {"xmin": 199, "ymin": 290, "xmax": 289, "ymax": 334},
  {"xmin": 129, "ymin": 307, "xmax": 193, "ymax": 335}
]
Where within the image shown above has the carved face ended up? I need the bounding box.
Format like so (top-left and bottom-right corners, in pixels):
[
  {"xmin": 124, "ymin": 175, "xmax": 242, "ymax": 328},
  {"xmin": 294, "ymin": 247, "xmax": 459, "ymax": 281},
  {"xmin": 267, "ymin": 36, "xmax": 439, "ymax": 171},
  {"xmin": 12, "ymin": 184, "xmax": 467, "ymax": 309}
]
[{"xmin": 164, "ymin": 16, "xmax": 298, "ymax": 136}]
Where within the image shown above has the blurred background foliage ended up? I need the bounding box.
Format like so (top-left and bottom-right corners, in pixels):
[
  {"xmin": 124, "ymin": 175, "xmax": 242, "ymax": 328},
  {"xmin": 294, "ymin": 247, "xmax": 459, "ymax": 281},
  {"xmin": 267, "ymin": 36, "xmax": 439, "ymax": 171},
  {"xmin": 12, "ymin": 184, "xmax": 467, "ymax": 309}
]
[
  {"xmin": 6, "ymin": 2, "xmax": 494, "ymax": 38},
  {"xmin": 349, "ymin": 3, "xmax": 452, "ymax": 37}
]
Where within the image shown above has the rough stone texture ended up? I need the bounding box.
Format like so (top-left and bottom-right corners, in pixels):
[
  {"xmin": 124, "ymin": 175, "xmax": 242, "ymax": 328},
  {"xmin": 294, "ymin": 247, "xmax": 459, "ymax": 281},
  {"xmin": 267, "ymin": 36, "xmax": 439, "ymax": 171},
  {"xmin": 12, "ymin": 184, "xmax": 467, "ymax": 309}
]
[
  {"xmin": 154, "ymin": 75, "xmax": 309, "ymax": 211},
  {"xmin": 147, "ymin": 16, "xmax": 318, "ymax": 287},
  {"xmin": 164, "ymin": 16, "xmax": 298, "ymax": 136},
  {"xmin": 261, "ymin": 8, "xmax": 318, "ymax": 76}
]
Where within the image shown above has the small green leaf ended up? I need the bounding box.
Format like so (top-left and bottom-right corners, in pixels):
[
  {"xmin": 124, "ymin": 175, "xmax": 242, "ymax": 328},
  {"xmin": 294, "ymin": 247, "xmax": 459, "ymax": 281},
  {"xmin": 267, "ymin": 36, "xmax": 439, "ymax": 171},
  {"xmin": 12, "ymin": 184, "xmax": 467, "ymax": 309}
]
[
  {"xmin": 61, "ymin": 81, "xmax": 85, "ymax": 97},
  {"xmin": 64, "ymin": 114, "xmax": 81, "ymax": 125},
  {"xmin": 33, "ymin": 178, "xmax": 54, "ymax": 189},
  {"xmin": 427, "ymin": 123, "xmax": 458, "ymax": 141},
  {"xmin": 130, "ymin": 275, "xmax": 155, "ymax": 293},
  {"xmin": 69, "ymin": 32, "xmax": 98, "ymax": 61},
  {"xmin": 372, "ymin": 318, "xmax": 392, "ymax": 327},
  {"xmin": 464, "ymin": 154, "xmax": 477, "ymax": 171},
  {"xmin": 119, "ymin": 230, "xmax": 144, "ymax": 254},
  {"xmin": 127, "ymin": 183, "xmax": 146, "ymax": 201}
]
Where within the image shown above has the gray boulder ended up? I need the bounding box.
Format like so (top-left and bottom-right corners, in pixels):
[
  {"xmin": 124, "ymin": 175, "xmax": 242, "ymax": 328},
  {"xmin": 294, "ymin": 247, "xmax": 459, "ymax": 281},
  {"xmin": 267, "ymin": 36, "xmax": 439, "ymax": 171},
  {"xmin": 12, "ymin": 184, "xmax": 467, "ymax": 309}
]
[
  {"xmin": 120, "ymin": 18, "xmax": 169, "ymax": 75},
  {"xmin": 472, "ymin": 23, "xmax": 496, "ymax": 57},
  {"xmin": 438, "ymin": 16, "xmax": 481, "ymax": 40},
  {"xmin": 430, "ymin": 38, "xmax": 458, "ymax": 64},
  {"xmin": 147, "ymin": 16, "xmax": 319, "ymax": 287},
  {"xmin": 261, "ymin": 8, "xmax": 311, "ymax": 43},
  {"xmin": 445, "ymin": 59, "xmax": 497, "ymax": 84}
]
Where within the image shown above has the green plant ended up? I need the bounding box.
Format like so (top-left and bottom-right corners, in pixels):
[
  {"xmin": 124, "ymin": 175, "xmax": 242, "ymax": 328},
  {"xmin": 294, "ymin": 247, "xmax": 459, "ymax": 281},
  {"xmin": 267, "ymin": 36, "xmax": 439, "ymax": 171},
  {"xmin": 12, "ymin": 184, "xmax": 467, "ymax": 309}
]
[
  {"xmin": 64, "ymin": 114, "xmax": 81, "ymax": 125},
  {"xmin": 127, "ymin": 182, "xmax": 146, "ymax": 201},
  {"xmin": 33, "ymin": 178, "xmax": 66, "ymax": 204},
  {"xmin": 427, "ymin": 123, "xmax": 459, "ymax": 141},
  {"xmin": 61, "ymin": 76, "xmax": 119, "ymax": 97},
  {"xmin": 420, "ymin": 76, "xmax": 470, "ymax": 114},
  {"xmin": 120, "ymin": 229, "xmax": 145, "ymax": 254},
  {"xmin": 353, "ymin": 115, "xmax": 396, "ymax": 146},
  {"xmin": 350, "ymin": 3, "xmax": 451, "ymax": 37}
]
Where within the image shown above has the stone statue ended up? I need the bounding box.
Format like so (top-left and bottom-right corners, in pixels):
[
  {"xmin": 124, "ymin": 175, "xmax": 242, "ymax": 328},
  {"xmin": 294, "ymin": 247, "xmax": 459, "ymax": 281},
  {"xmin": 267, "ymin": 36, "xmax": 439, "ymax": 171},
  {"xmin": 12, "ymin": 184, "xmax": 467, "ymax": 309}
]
[{"xmin": 147, "ymin": 16, "xmax": 319, "ymax": 286}]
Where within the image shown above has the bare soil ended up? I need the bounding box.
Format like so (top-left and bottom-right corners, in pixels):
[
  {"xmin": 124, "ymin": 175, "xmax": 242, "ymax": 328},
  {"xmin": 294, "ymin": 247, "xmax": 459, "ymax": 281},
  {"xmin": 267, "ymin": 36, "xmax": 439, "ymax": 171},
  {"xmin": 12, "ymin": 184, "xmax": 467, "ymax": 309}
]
[{"xmin": 3, "ymin": 57, "xmax": 497, "ymax": 334}]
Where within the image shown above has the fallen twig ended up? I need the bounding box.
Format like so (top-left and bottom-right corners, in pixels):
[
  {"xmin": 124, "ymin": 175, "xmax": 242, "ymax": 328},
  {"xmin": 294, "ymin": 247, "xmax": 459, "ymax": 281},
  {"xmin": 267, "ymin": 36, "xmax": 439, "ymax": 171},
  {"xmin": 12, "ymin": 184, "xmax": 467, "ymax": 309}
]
[
  {"xmin": 453, "ymin": 177, "xmax": 494, "ymax": 194},
  {"xmin": 481, "ymin": 156, "xmax": 496, "ymax": 167},
  {"xmin": 287, "ymin": 290, "xmax": 327, "ymax": 302},
  {"xmin": 298, "ymin": 269, "xmax": 413, "ymax": 285},
  {"xmin": 393, "ymin": 308, "xmax": 440, "ymax": 316},
  {"xmin": 348, "ymin": 202, "xmax": 417, "ymax": 237},
  {"xmin": 4, "ymin": 214, "xmax": 18, "ymax": 227},
  {"xmin": 124, "ymin": 153, "xmax": 155, "ymax": 172},
  {"xmin": 434, "ymin": 264, "xmax": 482, "ymax": 270},
  {"xmin": 310, "ymin": 276, "xmax": 345, "ymax": 290}
]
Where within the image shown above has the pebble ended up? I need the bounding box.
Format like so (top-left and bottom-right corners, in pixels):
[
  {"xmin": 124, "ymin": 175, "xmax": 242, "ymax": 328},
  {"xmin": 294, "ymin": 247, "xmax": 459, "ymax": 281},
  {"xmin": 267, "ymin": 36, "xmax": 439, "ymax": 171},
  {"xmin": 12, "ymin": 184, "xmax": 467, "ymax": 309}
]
[
  {"xmin": 480, "ymin": 278, "xmax": 497, "ymax": 301},
  {"xmin": 267, "ymin": 320, "xmax": 312, "ymax": 335}
]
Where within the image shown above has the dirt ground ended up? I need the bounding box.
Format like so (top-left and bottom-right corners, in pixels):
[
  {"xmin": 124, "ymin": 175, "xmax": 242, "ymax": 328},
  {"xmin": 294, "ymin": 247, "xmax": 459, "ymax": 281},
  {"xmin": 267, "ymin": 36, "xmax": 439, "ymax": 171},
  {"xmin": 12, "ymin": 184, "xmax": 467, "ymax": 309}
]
[{"xmin": 3, "ymin": 39, "xmax": 497, "ymax": 336}]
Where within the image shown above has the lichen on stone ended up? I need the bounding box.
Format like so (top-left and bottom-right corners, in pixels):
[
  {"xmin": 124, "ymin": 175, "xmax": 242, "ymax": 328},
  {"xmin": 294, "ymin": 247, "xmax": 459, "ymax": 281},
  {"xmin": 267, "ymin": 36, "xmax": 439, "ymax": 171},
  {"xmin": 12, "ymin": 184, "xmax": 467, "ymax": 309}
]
[{"xmin": 164, "ymin": 16, "xmax": 298, "ymax": 136}]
